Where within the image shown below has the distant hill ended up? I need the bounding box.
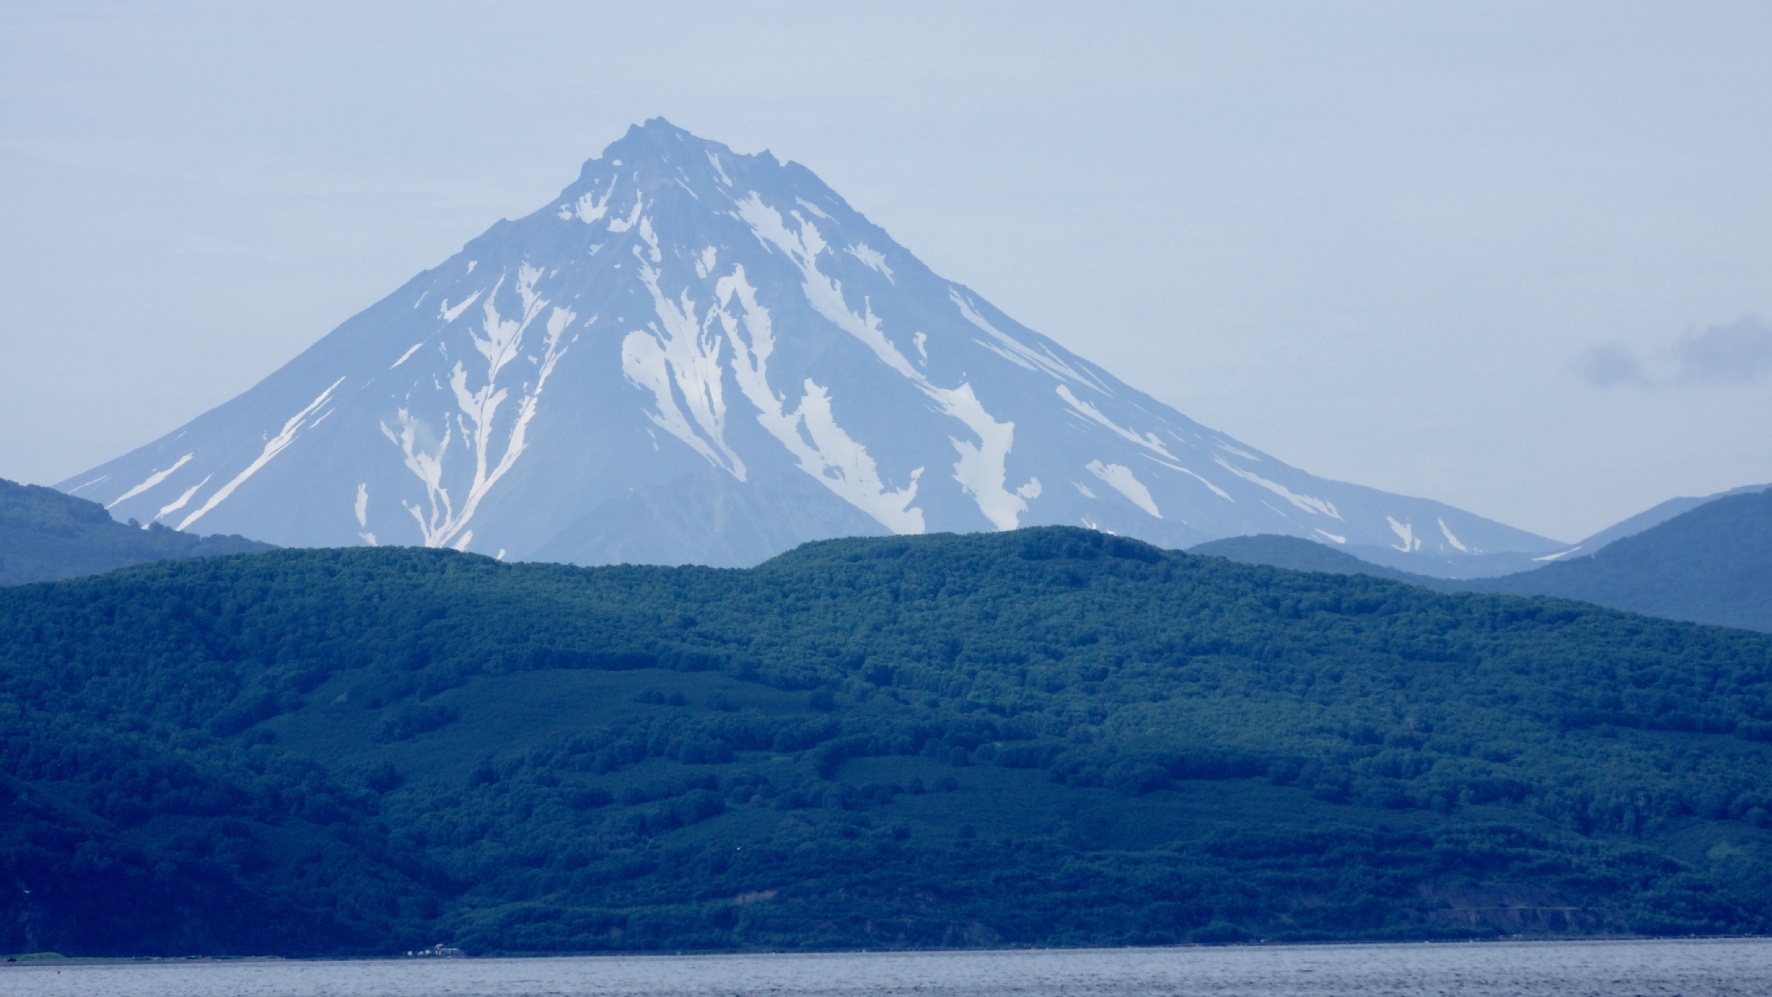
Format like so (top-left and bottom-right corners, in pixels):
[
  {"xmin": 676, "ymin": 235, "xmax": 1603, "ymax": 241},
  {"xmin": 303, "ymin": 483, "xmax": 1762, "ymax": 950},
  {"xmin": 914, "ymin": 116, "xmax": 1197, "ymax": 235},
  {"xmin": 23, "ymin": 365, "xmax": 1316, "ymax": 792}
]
[
  {"xmin": 3, "ymin": 527, "xmax": 1770, "ymax": 957},
  {"xmin": 1192, "ymin": 489, "xmax": 1772, "ymax": 633},
  {"xmin": 0, "ymin": 477, "xmax": 272, "ymax": 584},
  {"xmin": 1188, "ymin": 534, "xmax": 1437, "ymax": 585},
  {"xmin": 1571, "ymin": 482, "xmax": 1771, "ymax": 555},
  {"xmin": 1469, "ymin": 488, "xmax": 1772, "ymax": 632},
  {"xmin": 1333, "ymin": 544, "xmax": 1560, "ymax": 580},
  {"xmin": 1315, "ymin": 482, "xmax": 1772, "ymax": 580}
]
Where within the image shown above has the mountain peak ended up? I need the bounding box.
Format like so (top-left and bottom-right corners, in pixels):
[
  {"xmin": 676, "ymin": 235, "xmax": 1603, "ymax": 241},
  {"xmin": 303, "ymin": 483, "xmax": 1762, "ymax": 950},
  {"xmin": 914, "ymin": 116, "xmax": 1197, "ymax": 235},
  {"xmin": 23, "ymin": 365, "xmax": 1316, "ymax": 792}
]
[
  {"xmin": 64, "ymin": 124, "xmax": 1557, "ymax": 568},
  {"xmin": 577, "ymin": 118, "xmax": 752, "ymax": 183},
  {"xmin": 560, "ymin": 119, "xmax": 784, "ymax": 230},
  {"xmin": 610, "ymin": 117, "xmax": 717, "ymax": 157}
]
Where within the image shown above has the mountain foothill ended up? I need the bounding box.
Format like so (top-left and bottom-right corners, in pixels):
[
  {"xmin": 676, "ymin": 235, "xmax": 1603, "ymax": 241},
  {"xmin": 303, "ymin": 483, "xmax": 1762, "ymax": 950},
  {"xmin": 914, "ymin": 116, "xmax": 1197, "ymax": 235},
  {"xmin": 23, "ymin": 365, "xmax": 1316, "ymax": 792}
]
[
  {"xmin": 3, "ymin": 527, "xmax": 1772, "ymax": 955},
  {"xmin": 0, "ymin": 477, "xmax": 271, "ymax": 586}
]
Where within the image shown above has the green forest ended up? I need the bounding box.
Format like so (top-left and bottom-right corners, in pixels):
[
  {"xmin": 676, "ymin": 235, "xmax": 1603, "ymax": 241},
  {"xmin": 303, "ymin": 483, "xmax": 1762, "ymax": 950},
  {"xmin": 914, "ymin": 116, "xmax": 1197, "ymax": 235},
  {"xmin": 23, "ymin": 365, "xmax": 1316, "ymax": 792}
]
[
  {"xmin": 0, "ymin": 477, "xmax": 270, "ymax": 585},
  {"xmin": 3, "ymin": 526, "xmax": 1771, "ymax": 956}
]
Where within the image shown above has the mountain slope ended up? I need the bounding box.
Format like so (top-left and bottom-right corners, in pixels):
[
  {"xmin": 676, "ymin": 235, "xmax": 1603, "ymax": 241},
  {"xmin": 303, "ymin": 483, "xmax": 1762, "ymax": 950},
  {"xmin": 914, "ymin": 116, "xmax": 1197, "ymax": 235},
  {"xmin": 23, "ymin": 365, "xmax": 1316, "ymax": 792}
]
[
  {"xmin": 0, "ymin": 477, "xmax": 271, "ymax": 585},
  {"xmin": 3, "ymin": 528, "xmax": 1771, "ymax": 955},
  {"xmin": 1323, "ymin": 483, "xmax": 1772, "ymax": 580},
  {"xmin": 1188, "ymin": 533, "xmax": 1436, "ymax": 584},
  {"xmin": 1564, "ymin": 483, "xmax": 1771, "ymax": 556},
  {"xmin": 1191, "ymin": 489, "xmax": 1772, "ymax": 633},
  {"xmin": 62, "ymin": 120, "xmax": 1556, "ymax": 568},
  {"xmin": 1468, "ymin": 488, "xmax": 1772, "ymax": 631}
]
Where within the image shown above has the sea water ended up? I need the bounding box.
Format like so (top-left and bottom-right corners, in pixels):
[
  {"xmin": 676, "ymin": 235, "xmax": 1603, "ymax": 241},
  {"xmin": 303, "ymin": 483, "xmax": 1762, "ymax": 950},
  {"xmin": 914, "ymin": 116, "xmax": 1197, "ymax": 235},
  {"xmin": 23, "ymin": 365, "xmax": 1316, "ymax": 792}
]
[{"xmin": 4, "ymin": 938, "xmax": 1770, "ymax": 996}]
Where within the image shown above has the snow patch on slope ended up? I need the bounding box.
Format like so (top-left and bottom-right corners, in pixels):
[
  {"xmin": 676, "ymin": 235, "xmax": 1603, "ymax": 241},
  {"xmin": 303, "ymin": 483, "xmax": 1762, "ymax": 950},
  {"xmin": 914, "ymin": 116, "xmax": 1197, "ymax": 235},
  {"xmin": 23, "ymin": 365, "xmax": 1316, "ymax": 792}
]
[
  {"xmin": 1533, "ymin": 547, "xmax": 1582, "ymax": 562},
  {"xmin": 621, "ymin": 265, "xmax": 746, "ymax": 480},
  {"xmin": 706, "ymin": 152, "xmax": 732, "ymax": 187},
  {"xmin": 154, "ymin": 475, "xmax": 210, "ymax": 523},
  {"xmin": 637, "ymin": 216, "xmax": 663, "ymax": 262},
  {"xmin": 179, "ymin": 378, "xmax": 345, "ymax": 531},
  {"xmin": 1087, "ymin": 460, "xmax": 1161, "ymax": 518},
  {"xmin": 608, "ymin": 193, "xmax": 644, "ymax": 233},
  {"xmin": 957, "ymin": 292, "xmax": 1100, "ymax": 389},
  {"xmin": 569, "ymin": 178, "xmax": 617, "ymax": 224},
  {"xmin": 736, "ymin": 193, "xmax": 1036, "ymax": 530},
  {"xmin": 385, "ymin": 266, "xmax": 573, "ymax": 550},
  {"xmin": 1217, "ymin": 442, "xmax": 1260, "ymax": 461},
  {"xmin": 848, "ymin": 243, "xmax": 894, "ymax": 282},
  {"xmin": 1214, "ymin": 456, "xmax": 1342, "ymax": 519},
  {"xmin": 711, "ymin": 265, "xmax": 923, "ymax": 532},
  {"xmin": 355, "ymin": 482, "xmax": 377, "ymax": 545},
  {"xmin": 390, "ymin": 342, "xmax": 425, "ymax": 369},
  {"xmin": 107, "ymin": 453, "xmax": 193, "ymax": 509},
  {"xmin": 440, "ymin": 291, "xmax": 482, "ymax": 323},
  {"xmin": 1387, "ymin": 517, "xmax": 1422, "ymax": 552},
  {"xmin": 1056, "ymin": 385, "xmax": 1177, "ymax": 460}
]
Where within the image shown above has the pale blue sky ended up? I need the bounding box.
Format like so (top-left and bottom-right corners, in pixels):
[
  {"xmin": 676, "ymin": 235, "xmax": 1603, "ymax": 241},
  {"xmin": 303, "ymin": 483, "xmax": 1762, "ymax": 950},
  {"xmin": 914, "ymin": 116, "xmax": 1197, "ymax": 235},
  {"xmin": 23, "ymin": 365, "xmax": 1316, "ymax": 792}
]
[{"xmin": 3, "ymin": 1, "xmax": 1769, "ymax": 541}]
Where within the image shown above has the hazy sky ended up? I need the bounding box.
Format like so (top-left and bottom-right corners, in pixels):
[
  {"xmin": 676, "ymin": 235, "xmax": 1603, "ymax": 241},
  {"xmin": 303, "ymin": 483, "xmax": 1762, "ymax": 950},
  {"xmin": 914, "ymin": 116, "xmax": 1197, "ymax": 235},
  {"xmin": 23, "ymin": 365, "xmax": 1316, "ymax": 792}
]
[{"xmin": 3, "ymin": 1, "xmax": 1769, "ymax": 542}]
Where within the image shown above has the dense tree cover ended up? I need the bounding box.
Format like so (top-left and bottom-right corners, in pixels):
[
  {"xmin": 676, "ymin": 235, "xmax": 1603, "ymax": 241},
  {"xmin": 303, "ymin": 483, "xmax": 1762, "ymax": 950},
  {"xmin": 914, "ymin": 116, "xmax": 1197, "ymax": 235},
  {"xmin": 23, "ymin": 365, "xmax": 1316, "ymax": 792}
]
[
  {"xmin": 2, "ymin": 526, "xmax": 1771, "ymax": 956},
  {"xmin": 0, "ymin": 477, "xmax": 271, "ymax": 585},
  {"xmin": 1189, "ymin": 534, "xmax": 1430, "ymax": 585}
]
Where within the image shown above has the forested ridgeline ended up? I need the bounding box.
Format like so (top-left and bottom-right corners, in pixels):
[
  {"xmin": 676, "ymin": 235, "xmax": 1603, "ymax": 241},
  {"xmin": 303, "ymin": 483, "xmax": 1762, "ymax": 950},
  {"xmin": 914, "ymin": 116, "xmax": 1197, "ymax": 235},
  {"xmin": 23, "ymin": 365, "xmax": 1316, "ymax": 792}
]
[
  {"xmin": 1468, "ymin": 488, "xmax": 1772, "ymax": 632},
  {"xmin": 0, "ymin": 477, "xmax": 272, "ymax": 585},
  {"xmin": 3, "ymin": 526, "xmax": 1771, "ymax": 955}
]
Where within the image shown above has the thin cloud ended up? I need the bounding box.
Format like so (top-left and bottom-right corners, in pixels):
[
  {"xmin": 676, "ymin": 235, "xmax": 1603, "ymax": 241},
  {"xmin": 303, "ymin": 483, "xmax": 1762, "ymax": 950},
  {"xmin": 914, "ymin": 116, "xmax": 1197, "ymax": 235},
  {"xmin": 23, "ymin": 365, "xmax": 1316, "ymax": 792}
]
[
  {"xmin": 1575, "ymin": 316, "xmax": 1772, "ymax": 388},
  {"xmin": 1572, "ymin": 344, "xmax": 1646, "ymax": 387},
  {"xmin": 1675, "ymin": 318, "xmax": 1772, "ymax": 383}
]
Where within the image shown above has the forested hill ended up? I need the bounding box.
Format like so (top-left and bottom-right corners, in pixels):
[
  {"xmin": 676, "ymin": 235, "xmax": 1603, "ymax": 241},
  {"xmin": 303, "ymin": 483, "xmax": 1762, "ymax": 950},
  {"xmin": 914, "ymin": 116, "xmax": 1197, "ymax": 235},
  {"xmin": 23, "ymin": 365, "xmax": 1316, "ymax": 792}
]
[
  {"xmin": 3, "ymin": 527, "xmax": 1772, "ymax": 957},
  {"xmin": 0, "ymin": 477, "xmax": 272, "ymax": 585},
  {"xmin": 1467, "ymin": 488, "xmax": 1772, "ymax": 632},
  {"xmin": 1188, "ymin": 533, "xmax": 1435, "ymax": 585}
]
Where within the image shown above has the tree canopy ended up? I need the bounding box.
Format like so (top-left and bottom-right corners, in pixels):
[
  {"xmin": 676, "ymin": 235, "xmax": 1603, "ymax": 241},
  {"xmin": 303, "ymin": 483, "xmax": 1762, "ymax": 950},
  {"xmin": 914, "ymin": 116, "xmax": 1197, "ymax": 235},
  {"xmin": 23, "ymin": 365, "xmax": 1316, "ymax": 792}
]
[{"xmin": 3, "ymin": 527, "xmax": 1770, "ymax": 955}]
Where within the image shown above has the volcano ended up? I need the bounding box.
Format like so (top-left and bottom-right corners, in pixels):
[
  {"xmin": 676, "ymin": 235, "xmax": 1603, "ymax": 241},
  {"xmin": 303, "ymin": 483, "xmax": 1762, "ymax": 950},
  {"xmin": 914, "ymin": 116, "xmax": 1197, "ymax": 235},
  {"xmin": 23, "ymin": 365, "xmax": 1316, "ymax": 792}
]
[{"xmin": 64, "ymin": 120, "xmax": 1558, "ymax": 567}]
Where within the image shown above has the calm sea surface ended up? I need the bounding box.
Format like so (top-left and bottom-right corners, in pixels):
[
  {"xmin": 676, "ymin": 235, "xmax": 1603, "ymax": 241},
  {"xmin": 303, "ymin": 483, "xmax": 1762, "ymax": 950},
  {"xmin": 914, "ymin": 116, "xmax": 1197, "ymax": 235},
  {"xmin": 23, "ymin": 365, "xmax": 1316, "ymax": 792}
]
[{"xmin": 5, "ymin": 938, "xmax": 1770, "ymax": 997}]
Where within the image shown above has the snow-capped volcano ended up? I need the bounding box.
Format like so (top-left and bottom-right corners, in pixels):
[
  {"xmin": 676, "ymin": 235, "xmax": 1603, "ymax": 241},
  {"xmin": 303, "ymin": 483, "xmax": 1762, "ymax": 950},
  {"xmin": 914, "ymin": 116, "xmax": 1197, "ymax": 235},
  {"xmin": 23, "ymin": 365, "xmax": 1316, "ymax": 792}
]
[{"xmin": 64, "ymin": 119, "xmax": 1559, "ymax": 566}]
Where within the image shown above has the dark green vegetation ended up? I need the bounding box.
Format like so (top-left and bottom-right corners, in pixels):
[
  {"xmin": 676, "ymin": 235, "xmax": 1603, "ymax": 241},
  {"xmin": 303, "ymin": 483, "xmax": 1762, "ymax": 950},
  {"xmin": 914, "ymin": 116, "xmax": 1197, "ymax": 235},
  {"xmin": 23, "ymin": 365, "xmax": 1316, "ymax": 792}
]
[
  {"xmin": 1470, "ymin": 489, "xmax": 1772, "ymax": 633},
  {"xmin": 1189, "ymin": 534, "xmax": 1430, "ymax": 585},
  {"xmin": 3, "ymin": 527, "xmax": 1772, "ymax": 957},
  {"xmin": 0, "ymin": 477, "xmax": 271, "ymax": 585}
]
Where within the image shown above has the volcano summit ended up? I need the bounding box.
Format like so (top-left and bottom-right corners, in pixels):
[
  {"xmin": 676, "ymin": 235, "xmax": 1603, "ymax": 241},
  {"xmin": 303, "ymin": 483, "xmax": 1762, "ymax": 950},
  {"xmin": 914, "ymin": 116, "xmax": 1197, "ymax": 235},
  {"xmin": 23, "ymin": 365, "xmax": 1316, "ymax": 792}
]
[{"xmin": 65, "ymin": 120, "xmax": 1558, "ymax": 567}]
